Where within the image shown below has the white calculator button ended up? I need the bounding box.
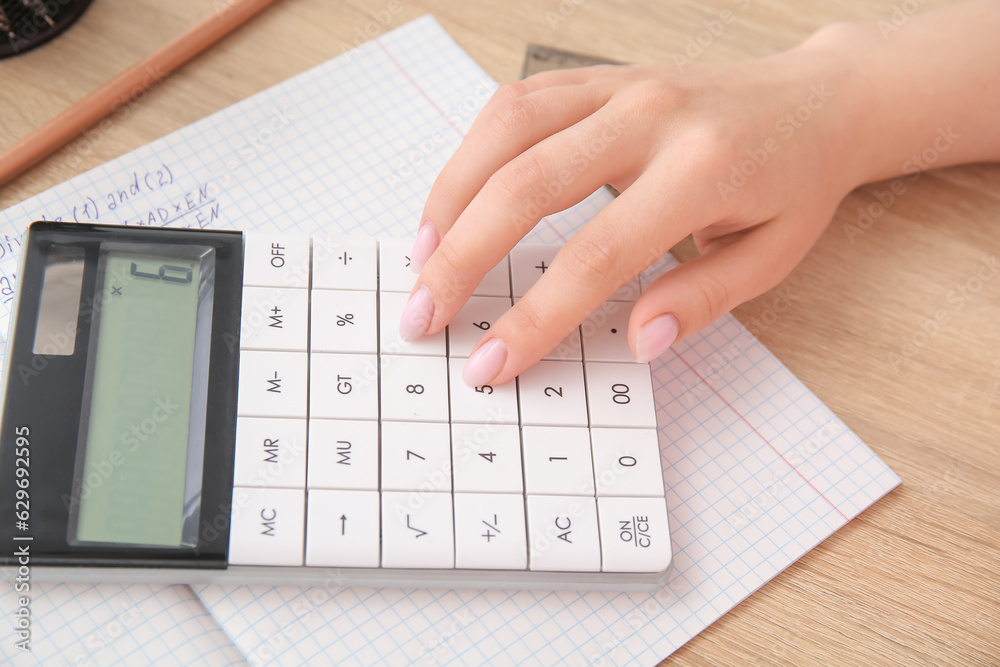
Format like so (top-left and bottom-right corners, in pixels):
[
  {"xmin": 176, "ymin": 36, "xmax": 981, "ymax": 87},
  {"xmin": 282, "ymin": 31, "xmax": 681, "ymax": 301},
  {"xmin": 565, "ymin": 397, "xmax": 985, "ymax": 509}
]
[
  {"xmin": 237, "ymin": 351, "xmax": 308, "ymax": 418},
  {"xmin": 305, "ymin": 489, "xmax": 380, "ymax": 568},
  {"xmin": 517, "ymin": 360, "xmax": 589, "ymax": 426},
  {"xmin": 233, "ymin": 417, "xmax": 307, "ymax": 489},
  {"xmin": 454, "ymin": 493, "xmax": 527, "ymax": 570},
  {"xmin": 591, "ymin": 428, "xmax": 665, "ymax": 497},
  {"xmin": 311, "ymin": 236, "xmax": 377, "ymax": 292},
  {"xmin": 307, "ymin": 419, "xmax": 379, "ymax": 491},
  {"xmin": 597, "ymin": 496, "xmax": 672, "ymax": 573},
  {"xmin": 228, "ymin": 487, "xmax": 305, "ymax": 566},
  {"xmin": 378, "ymin": 290, "xmax": 446, "ymax": 357},
  {"xmin": 448, "ymin": 359, "xmax": 519, "ymax": 425},
  {"xmin": 309, "ymin": 353, "xmax": 379, "ymax": 421},
  {"xmin": 451, "ymin": 423, "xmax": 523, "ymax": 494},
  {"xmin": 243, "ymin": 233, "xmax": 310, "ymax": 288},
  {"xmin": 581, "ymin": 303, "xmax": 634, "ymax": 363},
  {"xmin": 510, "ymin": 244, "xmax": 558, "ymax": 298},
  {"xmin": 377, "ymin": 237, "xmax": 418, "ymax": 293},
  {"xmin": 473, "ymin": 256, "xmax": 512, "ymax": 297},
  {"xmin": 380, "ymin": 421, "xmax": 452, "ymax": 492},
  {"xmin": 381, "ymin": 491, "xmax": 455, "ymax": 569},
  {"xmin": 448, "ymin": 296, "xmax": 510, "ymax": 358},
  {"xmin": 585, "ymin": 362, "xmax": 657, "ymax": 428},
  {"xmin": 311, "ymin": 289, "xmax": 378, "ymax": 354},
  {"xmin": 527, "ymin": 495, "xmax": 601, "ymax": 572},
  {"xmin": 521, "ymin": 426, "xmax": 595, "ymax": 496},
  {"xmin": 240, "ymin": 286, "xmax": 308, "ymax": 351},
  {"xmin": 379, "ymin": 355, "xmax": 449, "ymax": 422},
  {"xmin": 609, "ymin": 277, "xmax": 641, "ymax": 302}
]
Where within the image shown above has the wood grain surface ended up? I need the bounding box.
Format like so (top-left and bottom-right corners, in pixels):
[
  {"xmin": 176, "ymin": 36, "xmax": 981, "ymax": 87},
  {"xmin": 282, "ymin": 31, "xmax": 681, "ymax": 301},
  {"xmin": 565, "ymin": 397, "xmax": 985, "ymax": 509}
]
[{"xmin": 1, "ymin": 0, "xmax": 997, "ymax": 664}]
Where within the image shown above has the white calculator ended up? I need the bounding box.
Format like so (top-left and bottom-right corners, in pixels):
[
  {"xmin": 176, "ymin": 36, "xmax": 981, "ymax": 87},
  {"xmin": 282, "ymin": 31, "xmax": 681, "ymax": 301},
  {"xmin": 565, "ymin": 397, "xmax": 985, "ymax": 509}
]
[{"xmin": 0, "ymin": 221, "xmax": 672, "ymax": 590}]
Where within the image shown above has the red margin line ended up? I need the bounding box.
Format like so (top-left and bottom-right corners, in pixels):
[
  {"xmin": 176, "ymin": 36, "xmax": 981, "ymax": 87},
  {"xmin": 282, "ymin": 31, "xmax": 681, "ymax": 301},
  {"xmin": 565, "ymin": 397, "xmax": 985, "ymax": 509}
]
[
  {"xmin": 672, "ymin": 350, "xmax": 849, "ymax": 521},
  {"xmin": 375, "ymin": 38, "xmax": 566, "ymax": 243}
]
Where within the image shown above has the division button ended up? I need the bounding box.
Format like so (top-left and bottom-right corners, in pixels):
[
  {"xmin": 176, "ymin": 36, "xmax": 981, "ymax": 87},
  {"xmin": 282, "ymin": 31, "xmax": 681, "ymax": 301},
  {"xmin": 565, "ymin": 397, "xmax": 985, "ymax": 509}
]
[{"xmin": 312, "ymin": 236, "xmax": 377, "ymax": 292}]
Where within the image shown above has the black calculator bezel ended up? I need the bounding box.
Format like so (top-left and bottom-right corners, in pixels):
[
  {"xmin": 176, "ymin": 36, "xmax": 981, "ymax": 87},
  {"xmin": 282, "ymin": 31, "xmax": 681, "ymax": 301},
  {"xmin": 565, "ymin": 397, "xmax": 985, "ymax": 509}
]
[{"xmin": 0, "ymin": 221, "xmax": 243, "ymax": 568}]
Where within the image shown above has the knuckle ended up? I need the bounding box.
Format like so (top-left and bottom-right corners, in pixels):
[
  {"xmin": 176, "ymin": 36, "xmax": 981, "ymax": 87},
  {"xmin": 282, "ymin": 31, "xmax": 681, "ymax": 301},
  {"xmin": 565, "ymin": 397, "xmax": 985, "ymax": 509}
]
[
  {"xmin": 692, "ymin": 275, "xmax": 733, "ymax": 325},
  {"xmin": 560, "ymin": 236, "xmax": 620, "ymax": 290},
  {"xmin": 489, "ymin": 93, "xmax": 541, "ymax": 140},
  {"xmin": 625, "ymin": 79, "xmax": 686, "ymax": 116},
  {"xmin": 491, "ymin": 151, "xmax": 550, "ymax": 203}
]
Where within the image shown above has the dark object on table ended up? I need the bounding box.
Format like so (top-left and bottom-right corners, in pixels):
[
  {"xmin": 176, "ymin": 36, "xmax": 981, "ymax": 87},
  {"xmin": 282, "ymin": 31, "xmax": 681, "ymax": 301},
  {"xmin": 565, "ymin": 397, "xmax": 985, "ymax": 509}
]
[{"xmin": 0, "ymin": 0, "xmax": 95, "ymax": 59}]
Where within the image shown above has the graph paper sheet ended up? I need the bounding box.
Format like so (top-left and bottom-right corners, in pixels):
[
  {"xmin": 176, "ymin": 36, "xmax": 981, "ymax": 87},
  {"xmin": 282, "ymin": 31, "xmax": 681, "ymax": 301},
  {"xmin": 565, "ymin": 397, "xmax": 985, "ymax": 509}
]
[{"xmin": 0, "ymin": 16, "xmax": 899, "ymax": 666}]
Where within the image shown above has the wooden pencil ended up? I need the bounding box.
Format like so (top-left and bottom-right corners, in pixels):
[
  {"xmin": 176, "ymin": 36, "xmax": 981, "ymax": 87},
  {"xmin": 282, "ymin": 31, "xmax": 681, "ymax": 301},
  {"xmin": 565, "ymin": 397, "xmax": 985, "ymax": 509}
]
[{"xmin": 0, "ymin": 0, "xmax": 282, "ymax": 187}]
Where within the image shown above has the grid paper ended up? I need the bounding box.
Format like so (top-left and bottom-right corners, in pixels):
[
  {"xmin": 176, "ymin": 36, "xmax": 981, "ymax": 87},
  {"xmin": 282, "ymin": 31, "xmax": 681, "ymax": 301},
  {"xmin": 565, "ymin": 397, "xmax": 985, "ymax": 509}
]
[{"xmin": 0, "ymin": 15, "xmax": 899, "ymax": 665}]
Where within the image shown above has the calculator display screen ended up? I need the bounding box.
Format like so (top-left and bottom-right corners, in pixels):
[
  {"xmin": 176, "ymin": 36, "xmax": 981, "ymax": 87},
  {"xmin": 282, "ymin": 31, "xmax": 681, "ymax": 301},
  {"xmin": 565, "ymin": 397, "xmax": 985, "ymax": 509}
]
[{"xmin": 72, "ymin": 246, "xmax": 215, "ymax": 548}]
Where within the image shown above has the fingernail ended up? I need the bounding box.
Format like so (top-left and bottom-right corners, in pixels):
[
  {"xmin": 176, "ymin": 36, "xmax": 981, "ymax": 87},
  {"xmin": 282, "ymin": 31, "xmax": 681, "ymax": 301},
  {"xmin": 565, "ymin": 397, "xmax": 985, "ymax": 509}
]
[
  {"xmin": 399, "ymin": 285, "xmax": 434, "ymax": 341},
  {"xmin": 635, "ymin": 313, "xmax": 680, "ymax": 363},
  {"xmin": 463, "ymin": 337, "xmax": 507, "ymax": 387},
  {"xmin": 409, "ymin": 220, "xmax": 439, "ymax": 273}
]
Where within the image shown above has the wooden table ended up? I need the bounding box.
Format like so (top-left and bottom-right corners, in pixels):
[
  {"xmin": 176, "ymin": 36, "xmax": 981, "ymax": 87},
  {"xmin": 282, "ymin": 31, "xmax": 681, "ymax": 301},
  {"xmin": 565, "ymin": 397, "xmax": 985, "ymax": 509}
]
[{"xmin": 2, "ymin": 0, "xmax": 997, "ymax": 663}]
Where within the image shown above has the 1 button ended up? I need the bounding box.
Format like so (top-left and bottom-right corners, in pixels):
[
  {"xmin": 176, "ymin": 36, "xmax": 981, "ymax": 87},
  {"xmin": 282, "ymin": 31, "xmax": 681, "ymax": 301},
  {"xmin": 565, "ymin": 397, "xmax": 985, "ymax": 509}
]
[
  {"xmin": 454, "ymin": 493, "xmax": 527, "ymax": 570},
  {"xmin": 237, "ymin": 351, "xmax": 308, "ymax": 418},
  {"xmin": 521, "ymin": 426, "xmax": 595, "ymax": 496},
  {"xmin": 305, "ymin": 489, "xmax": 380, "ymax": 568},
  {"xmin": 585, "ymin": 362, "xmax": 657, "ymax": 428},
  {"xmin": 307, "ymin": 419, "xmax": 379, "ymax": 491},
  {"xmin": 452, "ymin": 423, "xmax": 523, "ymax": 494},
  {"xmin": 312, "ymin": 236, "xmax": 377, "ymax": 292},
  {"xmin": 240, "ymin": 286, "xmax": 308, "ymax": 351},
  {"xmin": 233, "ymin": 417, "xmax": 307, "ymax": 489},
  {"xmin": 527, "ymin": 495, "xmax": 601, "ymax": 572},
  {"xmin": 309, "ymin": 353, "xmax": 379, "ymax": 420},
  {"xmin": 311, "ymin": 289, "xmax": 378, "ymax": 354},
  {"xmin": 517, "ymin": 360, "xmax": 589, "ymax": 426},
  {"xmin": 597, "ymin": 496, "xmax": 672, "ymax": 573},
  {"xmin": 228, "ymin": 487, "xmax": 305, "ymax": 566},
  {"xmin": 243, "ymin": 233, "xmax": 310, "ymax": 288},
  {"xmin": 381, "ymin": 491, "xmax": 455, "ymax": 569},
  {"xmin": 591, "ymin": 428, "xmax": 665, "ymax": 497}
]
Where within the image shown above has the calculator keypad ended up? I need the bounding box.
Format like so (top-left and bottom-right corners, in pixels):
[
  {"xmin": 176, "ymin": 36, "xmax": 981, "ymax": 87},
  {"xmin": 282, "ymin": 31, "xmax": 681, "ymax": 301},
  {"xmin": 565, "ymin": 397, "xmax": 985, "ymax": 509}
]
[{"xmin": 228, "ymin": 235, "xmax": 670, "ymax": 575}]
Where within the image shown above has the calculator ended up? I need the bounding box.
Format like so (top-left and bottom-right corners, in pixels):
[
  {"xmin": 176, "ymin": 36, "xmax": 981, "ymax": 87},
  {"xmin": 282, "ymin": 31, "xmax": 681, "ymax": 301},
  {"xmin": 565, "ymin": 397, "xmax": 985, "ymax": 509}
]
[{"xmin": 0, "ymin": 221, "xmax": 672, "ymax": 590}]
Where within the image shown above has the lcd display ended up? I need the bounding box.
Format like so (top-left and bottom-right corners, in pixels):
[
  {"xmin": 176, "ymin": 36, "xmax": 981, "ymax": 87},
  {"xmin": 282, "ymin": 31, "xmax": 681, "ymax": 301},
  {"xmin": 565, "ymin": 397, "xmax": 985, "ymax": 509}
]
[{"xmin": 73, "ymin": 246, "xmax": 214, "ymax": 547}]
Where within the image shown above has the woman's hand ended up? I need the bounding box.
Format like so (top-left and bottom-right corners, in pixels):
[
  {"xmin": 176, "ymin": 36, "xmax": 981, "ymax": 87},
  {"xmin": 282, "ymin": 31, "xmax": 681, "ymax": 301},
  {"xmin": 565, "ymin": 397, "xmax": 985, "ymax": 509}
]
[{"xmin": 398, "ymin": 3, "xmax": 1000, "ymax": 387}]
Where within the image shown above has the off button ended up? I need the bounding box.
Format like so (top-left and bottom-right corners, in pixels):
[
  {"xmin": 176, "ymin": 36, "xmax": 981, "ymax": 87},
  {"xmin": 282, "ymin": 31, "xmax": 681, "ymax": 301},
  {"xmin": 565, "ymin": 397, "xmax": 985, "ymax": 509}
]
[{"xmin": 243, "ymin": 233, "xmax": 310, "ymax": 289}]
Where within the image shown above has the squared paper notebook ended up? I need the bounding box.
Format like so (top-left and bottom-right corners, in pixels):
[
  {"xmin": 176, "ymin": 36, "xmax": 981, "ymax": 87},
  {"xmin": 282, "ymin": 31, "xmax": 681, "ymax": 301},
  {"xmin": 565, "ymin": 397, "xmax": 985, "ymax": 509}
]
[{"xmin": 0, "ymin": 16, "xmax": 899, "ymax": 666}]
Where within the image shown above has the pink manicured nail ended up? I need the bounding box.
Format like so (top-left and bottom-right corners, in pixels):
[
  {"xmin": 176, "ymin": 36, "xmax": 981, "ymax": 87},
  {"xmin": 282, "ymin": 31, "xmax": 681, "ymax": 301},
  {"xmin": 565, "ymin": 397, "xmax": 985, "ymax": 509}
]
[
  {"xmin": 409, "ymin": 220, "xmax": 439, "ymax": 273},
  {"xmin": 635, "ymin": 313, "xmax": 680, "ymax": 363},
  {"xmin": 399, "ymin": 285, "xmax": 434, "ymax": 341},
  {"xmin": 462, "ymin": 337, "xmax": 507, "ymax": 387}
]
